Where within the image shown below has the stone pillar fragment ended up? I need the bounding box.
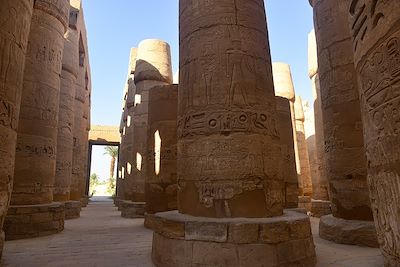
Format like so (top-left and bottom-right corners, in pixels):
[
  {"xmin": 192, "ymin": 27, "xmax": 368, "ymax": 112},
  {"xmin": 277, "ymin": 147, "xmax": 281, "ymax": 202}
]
[
  {"xmin": 121, "ymin": 39, "xmax": 172, "ymax": 218},
  {"xmin": 151, "ymin": 1, "xmax": 316, "ymax": 266},
  {"xmin": 5, "ymin": 0, "xmax": 69, "ymax": 240},
  {"xmin": 145, "ymin": 84, "xmax": 178, "ymax": 217},
  {"xmin": 275, "ymin": 96, "xmax": 298, "ymax": 208},
  {"xmin": 0, "ymin": 0, "xmax": 33, "ymax": 255},
  {"xmin": 311, "ymin": 0, "xmax": 378, "ymax": 248},
  {"xmin": 308, "ymin": 30, "xmax": 331, "ymax": 217},
  {"xmin": 348, "ymin": 0, "xmax": 400, "ymax": 264}
]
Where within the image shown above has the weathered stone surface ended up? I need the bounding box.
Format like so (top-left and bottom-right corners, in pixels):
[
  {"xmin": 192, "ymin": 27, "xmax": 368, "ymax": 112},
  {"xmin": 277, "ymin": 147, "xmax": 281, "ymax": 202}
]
[
  {"xmin": 310, "ymin": 199, "xmax": 331, "ymax": 218},
  {"xmin": 12, "ymin": 0, "xmax": 69, "ymax": 206},
  {"xmin": 348, "ymin": 1, "xmax": 400, "ymax": 265},
  {"xmin": 319, "ymin": 215, "xmax": 379, "ymax": 248},
  {"xmin": 275, "ymin": 96, "xmax": 298, "ymax": 209},
  {"xmin": 4, "ymin": 202, "xmax": 65, "ymax": 240},
  {"xmin": 312, "ymin": 0, "xmax": 372, "ymax": 222},
  {"xmin": 120, "ymin": 200, "xmax": 145, "ymax": 218},
  {"xmin": 0, "ymin": 0, "xmax": 33, "ymax": 257},
  {"xmin": 64, "ymin": 200, "xmax": 81, "ymax": 220},
  {"xmin": 308, "ymin": 30, "xmax": 330, "ymax": 203},
  {"xmin": 146, "ymin": 84, "xmax": 178, "ymax": 214},
  {"xmin": 294, "ymin": 96, "xmax": 313, "ymax": 197},
  {"xmin": 54, "ymin": 6, "xmax": 80, "ymax": 202},
  {"xmin": 131, "ymin": 39, "xmax": 173, "ymax": 203},
  {"xmin": 151, "ymin": 210, "xmax": 316, "ymax": 267},
  {"xmin": 178, "ymin": 0, "xmax": 283, "ymax": 219}
]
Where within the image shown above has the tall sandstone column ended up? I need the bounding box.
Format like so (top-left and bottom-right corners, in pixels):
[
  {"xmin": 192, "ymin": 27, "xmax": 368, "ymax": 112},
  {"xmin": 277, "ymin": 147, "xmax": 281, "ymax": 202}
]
[
  {"xmin": 120, "ymin": 39, "xmax": 173, "ymax": 218},
  {"xmin": 5, "ymin": 0, "xmax": 69, "ymax": 240},
  {"xmin": 349, "ymin": 1, "xmax": 400, "ymax": 265},
  {"xmin": 294, "ymin": 96, "xmax": 313, "ymax": 199},
  {"xmin": 151, "ymin": 1, "xmax": 316, "ymax": 266},
  {"xmin": 275, "ymin": 96, "xmax": 298, "ymax": 208},
  {"xmin": 0, "ymin": 0, "xmax": 33, "ymax": 255},
  {"xmin": 307, "ymin": 30, "xmax": 331, "ymax": 217},
  {"xmin": 54, "ymin": 3, "xmax": 82, "ymax": 220},
  {"xmin": 311, "ymin": 0, "xmax": 378, "ymax": 247}
]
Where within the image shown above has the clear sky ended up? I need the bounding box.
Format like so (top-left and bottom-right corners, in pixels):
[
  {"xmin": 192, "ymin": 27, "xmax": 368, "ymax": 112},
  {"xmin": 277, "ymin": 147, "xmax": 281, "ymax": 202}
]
[{"xmin": 84, "ymin": 0, "xmax": 314, "ymax": 126}]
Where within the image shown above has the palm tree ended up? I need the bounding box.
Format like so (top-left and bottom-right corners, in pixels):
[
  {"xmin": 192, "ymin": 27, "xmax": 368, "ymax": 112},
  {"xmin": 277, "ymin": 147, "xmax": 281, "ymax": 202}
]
[{"xmin": 103, "ymin": 146, "xmax": 119, "ymax": 190}]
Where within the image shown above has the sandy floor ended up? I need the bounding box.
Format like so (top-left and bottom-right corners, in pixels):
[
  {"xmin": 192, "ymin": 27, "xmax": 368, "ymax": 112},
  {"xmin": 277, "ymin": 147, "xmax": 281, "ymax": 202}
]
[{"xmin": 2, "ymin": 202, "xmax": 383, "ymax": 267}]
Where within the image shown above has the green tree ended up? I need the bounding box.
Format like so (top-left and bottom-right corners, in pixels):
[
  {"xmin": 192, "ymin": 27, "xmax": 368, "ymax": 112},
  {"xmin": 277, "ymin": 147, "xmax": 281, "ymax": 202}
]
[
  {"xmin": 104, "ymin": 146, "xmax": 119, "ymax": 192},
  {"xmin": 89, "ymin": 173, "xmax": 99, "ymax": 196}
]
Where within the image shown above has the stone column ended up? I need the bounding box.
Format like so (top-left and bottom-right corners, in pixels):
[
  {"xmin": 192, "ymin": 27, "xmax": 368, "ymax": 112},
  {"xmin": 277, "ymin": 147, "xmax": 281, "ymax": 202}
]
[
  {"xmin": 151, "ymin": 1, "xmax": 316, "ymax": 266},
  {"xmin": 348, "ymin": 1, "xmax": 400, "ymax": 264},
  {"xmin": 54, "ymin": 4, "xmax": 82, "ymax": 220},
  {"xmin": 5, "ymin": 0, "xmax": 69, "ymax": 240},
  {"xmin": 272, "ymin": 62, "xmax": 312, "ymax": 210},
  {"xmin": 275, "ymin": 96, "xmax": 298, "ymax": 208},
  {"xmin": 308, "ymin": 30, "xmax": 331, "ymax": 217},
  {"xmin": 0, "ymin": 0, "xmax": 33, "ymax": 254},
  {"xmin": 120, "ymin": 39, "xmax": 173, "ymax": 218},
  {"xmin": 294, "ymin": 96, "xmax": 313, "ymax": 210},
  {"xmin": 311, "ymin": 0, "xmax": 378, "ymax": 248},
  {"xmin": 145, "ymin": 84, "xmax": 178, "ymax": 220}
]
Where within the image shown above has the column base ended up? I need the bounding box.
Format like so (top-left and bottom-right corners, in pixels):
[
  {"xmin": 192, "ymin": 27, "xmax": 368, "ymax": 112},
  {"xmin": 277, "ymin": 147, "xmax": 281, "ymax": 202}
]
[
  {"xmin": 120, "ymin": 201, "xmax": 145, "ymax": 218},
  {"xmin": 310, "ymin": 200, "xmax": 331, "ymax": 218},
  {"xmin": 65, "ymin": 200, "xmax": 82, "ymax": 220},
  {"xmin": 151, "ymin": 210, "xmax": 316, "ymax": 267},
  {"xmin": 80, "ymin": 196, "xmax": 89, "ymax": 207},
  {"xmin": 298, "ymin": 196, "xmax": 312, "ymax": 212},
  {"xmin": 319, "ymin": 214, "xmax": 379, "ymax": 247},
  {"xmin": 0, "ymin": 230, "xmax": 4, "ymax": 259},
  {"xmin": 4, "ymin": 202, "xmax": 65, "ymax": 240}
]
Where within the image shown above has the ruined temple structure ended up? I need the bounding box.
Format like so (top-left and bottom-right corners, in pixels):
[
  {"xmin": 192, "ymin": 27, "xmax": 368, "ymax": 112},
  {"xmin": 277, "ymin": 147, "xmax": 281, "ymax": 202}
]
[
  {"xmin": 150, "ymin": 1, "xmax": 316, "ymax": 266},
  {"xmin": 348, "ymin": 0, "xmax": 400, "ymax": 265},
  {"xmin": 272, "ymin": 62, "xmax": 313, "ymax": 211},
  {"xmin": 310, "ymin": 0, "xmax": 378, "ymax": 248},
  {"xmin": 307, "ymin": 29, "xmax": 331, "ymax": 218}
]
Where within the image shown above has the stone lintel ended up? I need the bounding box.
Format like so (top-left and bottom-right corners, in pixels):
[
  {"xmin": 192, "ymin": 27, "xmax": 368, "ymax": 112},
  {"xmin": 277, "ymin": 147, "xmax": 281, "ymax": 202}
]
[{"xmin": 319, "ymin": 214, "xmax": 379, "ymax": 248}]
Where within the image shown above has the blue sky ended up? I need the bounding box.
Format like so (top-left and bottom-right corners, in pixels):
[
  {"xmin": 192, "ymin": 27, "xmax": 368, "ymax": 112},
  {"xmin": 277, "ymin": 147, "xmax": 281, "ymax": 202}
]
[{"xmin": 84, "ymin": 0, "xmax": 314, "ymax": 126}]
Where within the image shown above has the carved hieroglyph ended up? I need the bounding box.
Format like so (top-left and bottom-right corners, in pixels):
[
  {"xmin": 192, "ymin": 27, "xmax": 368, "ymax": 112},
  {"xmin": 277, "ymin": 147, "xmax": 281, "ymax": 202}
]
[
  {"xmin": 146, "ymin": 84, "xmax": 178, "ymax": 214},
  {"xmin": 132, "ymin": 39, "xmax": 173, "ymax": 202},
  {"xmin": 12, "ymin": 0, "xmax": 69, "ymax": 205},
  {"xmin": 349, "ymin": 0, "xmax": 400, "ymax": 264},
  {"xmin": 0, "ymin": 0, "xmax": 33, "ymax": 252},
  {"xmin": 312, "ymin": 0, "xmax": 372, "ymax": 221},
  {"xmin": 178, "ymin": 0, "xmax": 283, "ymax": 218},
  {"xmin": 275, "ymin": 96, "xmax": 298, "ymax": 208},
  {"xmin": 294, "ymin": 96, "xmax": 313, "ymax": 197},
  {"xmin": 308, "ymin": 30, "xmax": 329, "ymax": 202},
  {"xmin": 54, "ymin": 7, "xmax": 79, "ymax": 202}
]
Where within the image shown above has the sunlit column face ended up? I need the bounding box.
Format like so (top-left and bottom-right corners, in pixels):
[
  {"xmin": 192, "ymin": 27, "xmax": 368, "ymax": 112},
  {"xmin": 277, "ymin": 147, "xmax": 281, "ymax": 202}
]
[
  {"xmin": 121, "ymin": 167, "xmax": 125, "ymax": 179},
  {"xmin": 154, "ymin": 130, "xmax": 161, "ymax": 175},
  {"xmin": 127, "ymin": 162, "xmax": 132, "ymax": 175},
  {"xmin": 136, "ymin": 153, "xmax": 142, "ymax": 171},
  {"xmin": 134, "ymin": 94, "xmax": 141, "ymax": 106},
  {"xmin": 127, "ymin": 115, "xmax": 132, "ymax": 127}
]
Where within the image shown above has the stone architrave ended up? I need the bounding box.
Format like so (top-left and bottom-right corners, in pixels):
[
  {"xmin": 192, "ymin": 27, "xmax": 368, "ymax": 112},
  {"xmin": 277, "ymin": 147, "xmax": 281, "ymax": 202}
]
[
  {"xmin": 145, "ymin": 84, "xmax": 178, "ymax": 216},
  {"xmin": 308, "ymin": 30, "xmax": 331, "ymax": 217},
  {"xmin": 275, "ymin": 96, "xmax": 298, "ymax": 208},
  {"xmin": 272, "ymin": 62, "xmax": 299, "ymax": 208},
  {"xmin": 5, "ymin": 0, "xmax": 69, "ymax": 240},
  {"xmin": 311, "ymin": 0, "xmax": 378, "ymax": 248},
  {"xmin": 348, "ymin": 1, "xmax": 400, "ymax": 264},
  {"xmin": 151, "ymin": 1, "xmax": 316, "ymax": 266},
  {"xmin": 294, "ymin": 96, "xmax": 313, "ymax": 200},
  {"xmin": 130, "ymin": 39, "xmax": 173, "ymax": 202},
  {"xmin": 0, "ymin": 0, "xmax": 33, "ymax": 255}
]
